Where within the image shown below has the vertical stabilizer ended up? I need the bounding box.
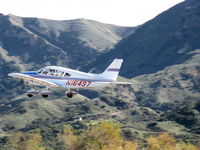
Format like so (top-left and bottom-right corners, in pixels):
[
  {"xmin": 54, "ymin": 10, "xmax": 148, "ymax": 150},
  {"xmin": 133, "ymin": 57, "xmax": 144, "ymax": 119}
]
[{"xmin": 100, "ymin": 59, "xmax": 123, "ymax": 81}]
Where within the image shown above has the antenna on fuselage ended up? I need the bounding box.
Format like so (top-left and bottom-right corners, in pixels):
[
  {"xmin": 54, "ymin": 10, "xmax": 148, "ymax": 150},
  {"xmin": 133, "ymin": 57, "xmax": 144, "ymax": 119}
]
[
  {"xmin": 88, "ymin": 68, "xmax": 96, "ymax": 74},
  {"xmin": 76, "ymin": 66, "xmax": 80, "ymax": 71}
]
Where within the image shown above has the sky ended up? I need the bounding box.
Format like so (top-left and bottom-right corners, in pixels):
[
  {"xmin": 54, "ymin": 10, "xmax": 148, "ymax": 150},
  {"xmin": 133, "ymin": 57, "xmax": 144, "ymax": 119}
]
[{"xmin": 0, "ymin": 0, "xmax": 184, "ymax": 26}]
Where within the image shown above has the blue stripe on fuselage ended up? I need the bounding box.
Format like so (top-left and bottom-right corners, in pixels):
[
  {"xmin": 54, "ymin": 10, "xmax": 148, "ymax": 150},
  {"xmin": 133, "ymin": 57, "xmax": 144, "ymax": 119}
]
[{"xmin": 23, "ymin": 71, "xmax": 38, "ymax": 75}]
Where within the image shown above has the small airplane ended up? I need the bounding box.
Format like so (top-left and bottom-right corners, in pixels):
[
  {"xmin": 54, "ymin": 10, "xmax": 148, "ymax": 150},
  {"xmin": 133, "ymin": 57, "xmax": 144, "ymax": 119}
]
[{"xmin": 8, "ymin": 59, "xmax": 131, "ymax": 98}]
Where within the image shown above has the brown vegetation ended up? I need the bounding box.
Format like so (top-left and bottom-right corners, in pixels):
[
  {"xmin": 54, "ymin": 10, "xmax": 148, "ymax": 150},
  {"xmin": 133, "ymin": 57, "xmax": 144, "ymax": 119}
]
[{"xmin": 2, "ymin": 122, "xmax": 199, "ymax": 150}]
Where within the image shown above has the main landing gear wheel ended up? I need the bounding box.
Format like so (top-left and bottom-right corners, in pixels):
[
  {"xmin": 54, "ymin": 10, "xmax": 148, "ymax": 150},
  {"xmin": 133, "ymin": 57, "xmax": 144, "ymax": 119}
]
[
  {"xmin": 66, "ymin": 91, "xmax": 73, "ymax": 98},
  {"xmin": 40, "ymin": 90, "xmax": 51, "ymax": 98},
  {"xmin": 27, "ymin": 94, "xmax": 33, "ymax": 97},
  {"xmin": 42, "ymin": 95, "xmax": 48, "ymax": 98}
]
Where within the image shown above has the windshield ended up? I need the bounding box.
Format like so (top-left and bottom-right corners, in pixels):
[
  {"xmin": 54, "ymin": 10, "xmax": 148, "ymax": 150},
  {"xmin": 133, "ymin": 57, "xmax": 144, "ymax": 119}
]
[
  {"xmin": 37, "ymin": 68, "xmax": 44, "ymax": 74},
  {"xmin": 37, "ymin": 67, "xmax": 70, "ymax": 77}
]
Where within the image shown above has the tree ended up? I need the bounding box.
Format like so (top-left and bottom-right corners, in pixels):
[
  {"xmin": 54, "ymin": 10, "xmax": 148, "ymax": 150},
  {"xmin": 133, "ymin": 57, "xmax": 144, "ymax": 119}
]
[
  {"xmin": 58, "ymin": 125, "xmax": 78, "ymax": 150},
  {"xmin": 6, "ymin": 132, "xmax": 45, "ymax": 150},
  {"xmin": 76, "ymin": 122, "xmax": 138, "ymax": 150},
  {"xmin": 147, "ymin": 133, "xmax": 176, "ymax": 150},
  {"xmin": 176, "ymin": 143, "xmax": 199, "ymax": 150},
  {"xmin": 147, "ymin": 133, "xmax": 199, "ymax": 150}
]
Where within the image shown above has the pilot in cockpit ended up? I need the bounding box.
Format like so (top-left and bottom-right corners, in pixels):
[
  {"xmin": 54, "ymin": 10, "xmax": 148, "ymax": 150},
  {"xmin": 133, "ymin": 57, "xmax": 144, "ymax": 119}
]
[{"xmin": 49, "ymin": 69, "xmax": 55, "ymax": 76}]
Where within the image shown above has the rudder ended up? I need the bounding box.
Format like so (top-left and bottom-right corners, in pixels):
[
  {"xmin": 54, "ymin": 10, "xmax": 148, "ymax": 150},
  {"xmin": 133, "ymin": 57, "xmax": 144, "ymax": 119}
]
[{"xmin": 100, "ymin": 59, "xmax": 123, "ymax": 81}]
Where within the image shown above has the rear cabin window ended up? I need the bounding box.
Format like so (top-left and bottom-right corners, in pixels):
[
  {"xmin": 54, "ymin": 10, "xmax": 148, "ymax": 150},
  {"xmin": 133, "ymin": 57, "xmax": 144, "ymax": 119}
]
[{"xmin": 64, "ymin": 72, "xmax": 71, "ymax": 76}]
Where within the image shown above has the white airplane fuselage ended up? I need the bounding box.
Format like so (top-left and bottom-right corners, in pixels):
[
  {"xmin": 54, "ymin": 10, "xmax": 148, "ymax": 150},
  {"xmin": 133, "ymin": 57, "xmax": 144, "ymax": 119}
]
[
  {"xmin": 8, "ymin": 59, "xmax": 131, "ymax": 98},
  {"xmin": 20, "ymin": 67, "xmax": 114, "ymax": 88}
]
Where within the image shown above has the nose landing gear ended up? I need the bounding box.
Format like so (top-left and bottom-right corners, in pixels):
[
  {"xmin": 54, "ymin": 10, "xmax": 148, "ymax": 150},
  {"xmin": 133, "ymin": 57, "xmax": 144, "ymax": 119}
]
[{"xmin": 66, "ymin": 91, "xmax": 73, "ymax": 98}]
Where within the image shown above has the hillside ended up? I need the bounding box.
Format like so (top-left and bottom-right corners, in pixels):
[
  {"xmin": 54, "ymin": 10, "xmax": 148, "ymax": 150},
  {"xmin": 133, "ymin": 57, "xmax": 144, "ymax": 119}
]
[
  {"xmin": 131, "ymin": 49, "xmax": 200, "ymax": 110},
  {"xmin": 87, "ymin": 0, "xmax": 200, "ymax": 78},
  {"xmin": 0, "ymin": 14, "xmax": 135, "ymax": 69}
]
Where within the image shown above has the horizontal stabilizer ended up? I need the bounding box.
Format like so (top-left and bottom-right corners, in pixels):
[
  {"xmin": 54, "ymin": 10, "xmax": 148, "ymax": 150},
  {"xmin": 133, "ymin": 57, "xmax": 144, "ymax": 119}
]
[
  {"xmin": 94, "ymin": 81, "xmax": 132, "ymax": 85},
  {"xmin": 112, "ymin": 82, "xmax": 132, "ymax": 85}
]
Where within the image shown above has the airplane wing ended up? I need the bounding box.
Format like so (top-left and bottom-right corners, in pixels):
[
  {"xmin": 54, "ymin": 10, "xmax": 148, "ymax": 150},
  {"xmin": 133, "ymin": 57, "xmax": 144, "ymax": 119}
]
[
  {"xmin": 112, "ymin": 81, "xmax": 132, "ymax": 85},
  {"xmin": 8, "ymin": 73, "xmax": 58, "ymax": 88},
  {"xmin": 94, "ymin": 81, "xmax": 132, "ymax": 85}
]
